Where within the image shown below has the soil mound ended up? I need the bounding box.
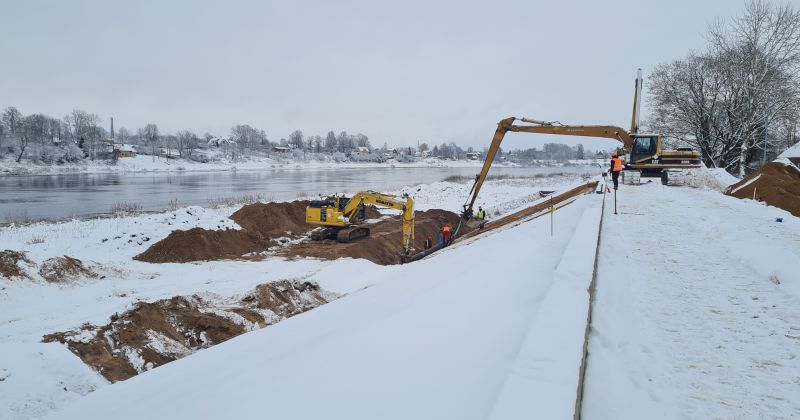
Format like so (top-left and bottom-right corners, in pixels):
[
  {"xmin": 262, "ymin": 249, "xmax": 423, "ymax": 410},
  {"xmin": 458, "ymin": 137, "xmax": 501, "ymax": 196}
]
[
  {"xmin": 725, "ymin": 161, "xmax": 800, "ymax": 217},
  {"xmin": 135, "ymin": 200, "xmax": 385, "ymax": 263},
  {"xmin": 280, "ymin": 209, "xmax": 474, "ymax": 265},
  {"xmin": 230, "ymin": 201, "xmax": 310, "ymax": 238},
  {"xmin": 0, "ymin": 250, "xmax": 34, "ymax": 280},
  {"xmin": 135, "ymin": 228, "xmax": 266, "ymax": 263},
  {"xmin": 39, "ymin": 256, "xmax": 98, "ymax": 283},
  {"xmin": 43, "ymin": 280, "xmax": 337, "ymax": 382}
]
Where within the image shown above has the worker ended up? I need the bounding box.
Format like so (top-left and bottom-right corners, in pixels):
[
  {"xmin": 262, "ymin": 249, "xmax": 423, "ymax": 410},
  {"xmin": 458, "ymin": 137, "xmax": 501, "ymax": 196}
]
[
  {"xmin": 442, "ymin": 224, "xmax": 452, "ymax": 245},
  {"xmin": 476, "ymin": 206, "xmax": 486, "ymax": 221},
  {"xmin": 424, "ymin": 236, "xmax": 433, "ymax": 250},
  {"xmin": 610, "ymin": 152, "xmax": 623, "ymax": 190}
]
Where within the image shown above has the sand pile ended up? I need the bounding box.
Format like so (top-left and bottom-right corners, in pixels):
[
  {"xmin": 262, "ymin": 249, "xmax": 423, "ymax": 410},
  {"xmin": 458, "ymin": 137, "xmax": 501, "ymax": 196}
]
[
  {"xmin": 135, "ymin": 201, "xmax": 314, "ymax": 263},
  {"xmin": 38, "ymin": 256, "xmax": 98, "ymax": 283},
  {"xmin": 725, "ymin": 160, "xmax": 800, "ymax": 217},
  {"xmin": 135, "ymin": 200, "xmax": 384, "ymax": 263},
  {"xmin": 43, "ymin": 280, "xmax": 337, "ymax": 382},
  {"xmin": 0, "ymin": 250, "xmax": 34, "ymax": 280},
  {"xmin": 280, "ymin": 209, "xmax": 474, "ymax": 265}
]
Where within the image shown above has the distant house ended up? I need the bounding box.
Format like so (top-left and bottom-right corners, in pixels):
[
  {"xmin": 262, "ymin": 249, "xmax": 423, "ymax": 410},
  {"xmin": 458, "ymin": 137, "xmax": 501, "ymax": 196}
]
[
  {"xmin": 207, "ymin": 137, "xmax": 236, "ymax": 148},
  {"xmin": 357, "ymin": 146, "xmax": 370, "ymax": 155},
  {"xmin": 466, "ymin": 152, "xmax": 480, "ymax": 160},
  {"xmin": 113, "ymin": 144, "xmax": 137, "ymax": 158},
  {"xmin": 415, "ymin": 150, "xmax": 431, "ymax": 158},
  {"xmin": 272, "ymin": 146, "xmax": 291, "ymax": 153}
]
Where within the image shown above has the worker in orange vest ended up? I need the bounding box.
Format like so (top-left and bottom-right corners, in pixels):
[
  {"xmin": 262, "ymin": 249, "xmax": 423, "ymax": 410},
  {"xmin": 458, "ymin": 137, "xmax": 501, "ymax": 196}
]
[
  {"xmin": 442, "ymin": 225, "xmax": 452, "ymax": 245},
  {"xmin": 610, "ymin": 152, "xmax": 623, "ymax": 190}
]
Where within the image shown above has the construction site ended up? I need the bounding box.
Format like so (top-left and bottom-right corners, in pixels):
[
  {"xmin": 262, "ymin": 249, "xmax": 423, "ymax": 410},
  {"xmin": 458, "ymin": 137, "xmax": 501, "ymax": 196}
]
[{"xmin": 3, "ymin": 2, "xmax": 800, "ymax": 419}]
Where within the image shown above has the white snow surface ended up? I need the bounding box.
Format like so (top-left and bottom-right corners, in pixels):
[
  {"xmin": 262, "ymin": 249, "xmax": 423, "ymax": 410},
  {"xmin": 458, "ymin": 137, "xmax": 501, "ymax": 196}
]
[
  {"xmin": 583, "ymin": 181, "xmax": 800, "ymax": 419},
  {"xmin": 0, "ymin": 154, "xmax": 519, "ymax": 176},
  {"xmin": 47, "ymin": 194, "xmax": 602, "ymax": 420},
  {"xmin": 778, "ymin": 141, "xmax": 800, "ymax": 159},
  {"xmin": 0, "ymin": 175, "xmax": 583, "ymax": 420}
]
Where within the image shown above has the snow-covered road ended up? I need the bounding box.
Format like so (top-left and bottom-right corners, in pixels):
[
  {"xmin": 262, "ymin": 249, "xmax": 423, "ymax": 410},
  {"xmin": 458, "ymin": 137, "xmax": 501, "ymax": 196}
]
[{"xmin": 583, "ymin": 181, "xmax": 800, "ymax": 419}]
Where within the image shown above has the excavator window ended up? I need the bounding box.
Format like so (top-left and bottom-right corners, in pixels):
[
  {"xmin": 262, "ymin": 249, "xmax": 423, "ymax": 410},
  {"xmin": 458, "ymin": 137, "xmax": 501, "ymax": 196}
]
[{"xmin": 631, "ymin": 136, "xmax": 657, "ymax": 159}]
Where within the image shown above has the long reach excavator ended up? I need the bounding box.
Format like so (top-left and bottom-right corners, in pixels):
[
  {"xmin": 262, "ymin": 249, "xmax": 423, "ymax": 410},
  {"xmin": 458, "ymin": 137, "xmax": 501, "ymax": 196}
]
[{"xmin": 462, "ymin": 69, "xmax": 701, "ymax": 219}]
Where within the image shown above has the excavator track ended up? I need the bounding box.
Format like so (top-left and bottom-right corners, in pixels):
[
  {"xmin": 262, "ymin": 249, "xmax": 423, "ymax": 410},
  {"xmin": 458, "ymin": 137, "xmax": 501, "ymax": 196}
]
[
  {"xmin": 310, "ymin": 228, "xmax": 338, "ymax": 241},
  {"xmin": 336, "ymin": 226, "xmax": 370, "ymax": 243}
]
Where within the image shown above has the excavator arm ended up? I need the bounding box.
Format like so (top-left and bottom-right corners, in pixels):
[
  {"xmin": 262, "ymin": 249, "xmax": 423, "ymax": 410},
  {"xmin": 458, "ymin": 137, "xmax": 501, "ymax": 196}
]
[
  {"xmin": 343, "ymin": 191, "xmax": 415, "ymax": 254},
  {"xmin": 463, "ymin": 117, "xmax": 632, "ymax": 218}
]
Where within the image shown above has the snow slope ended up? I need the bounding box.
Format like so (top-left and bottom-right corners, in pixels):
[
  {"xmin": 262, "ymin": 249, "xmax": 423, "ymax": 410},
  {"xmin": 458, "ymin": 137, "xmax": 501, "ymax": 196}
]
[
  {"xmin": 47, "ymin": 195, "xmax": 603, "ymax": 420},
  {"xmin": 583, "ymin": 182, "xmax": 800, "ymax": 419},
  {"xmin": 0, "ymin": 176, "xmax": 586, "ymax": 419}
]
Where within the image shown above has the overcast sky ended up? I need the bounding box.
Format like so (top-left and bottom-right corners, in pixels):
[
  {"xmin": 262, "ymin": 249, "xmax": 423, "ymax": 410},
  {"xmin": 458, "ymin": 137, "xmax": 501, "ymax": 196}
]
[{"xmin": 1, "ymin": 0, "xmax": 743, "ymax": 150}]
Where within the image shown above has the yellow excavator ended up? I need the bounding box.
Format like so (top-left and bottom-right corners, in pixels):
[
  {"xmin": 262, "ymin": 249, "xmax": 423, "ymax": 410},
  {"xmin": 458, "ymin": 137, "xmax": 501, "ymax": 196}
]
[
  {"xmin": 463, "ymin": 69, "xmax": 701, "ymax": 218},
  {"xmin": 305, "ymin": 191, "xmax": 415, "ymax": 255}
]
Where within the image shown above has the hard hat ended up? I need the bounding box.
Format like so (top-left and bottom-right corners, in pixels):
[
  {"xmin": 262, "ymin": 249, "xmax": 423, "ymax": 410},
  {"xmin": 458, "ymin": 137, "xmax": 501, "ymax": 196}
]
[{"xmin": 611, "ymin": 152, "xmax": 618, "ymax": 157}]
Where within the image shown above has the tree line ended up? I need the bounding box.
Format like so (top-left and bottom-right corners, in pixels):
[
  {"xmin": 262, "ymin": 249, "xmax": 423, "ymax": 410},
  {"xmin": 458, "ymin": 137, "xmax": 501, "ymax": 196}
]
[
  {"xmin": 647, "ymin": 1, "xmax": 800, "ymax": 176},
  {"xmin": 0, "ymin": 107, "xmax": 388, "ymax": 164}
]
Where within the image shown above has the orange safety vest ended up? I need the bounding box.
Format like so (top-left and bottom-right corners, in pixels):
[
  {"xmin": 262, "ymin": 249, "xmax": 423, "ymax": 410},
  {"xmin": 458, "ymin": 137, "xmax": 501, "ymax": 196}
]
[
  {"xmin": 443, "ymin": 226, "xmax": 451, "ymax": 233},
  {"xmin": 611, "ymin": 157, "xmax": 623, "ymax": 172}
]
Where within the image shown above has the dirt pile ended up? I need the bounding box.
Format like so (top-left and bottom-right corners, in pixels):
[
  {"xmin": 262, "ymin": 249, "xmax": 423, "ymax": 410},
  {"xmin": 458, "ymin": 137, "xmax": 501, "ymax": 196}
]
[
  {"xmin": 134, "ymin": 228, "xmax": 267, "ymax": 263},
  {"xmin": 135, "ymin": 200, "xmax": 383, "ymax": 263},
  {"xmin": 725, "ymin": 161, "xmax": 800, "ymax": 217},
  {"xmin": 280, "ymin": 209, "xmax": 474, "ymax": 265},
  {"xmin": 38, "ymin": 256, "xmax": 98, "ymax": 283},
  {"xmin": 0, "ymin": 250, "xmax": 34, "ymax": 280},
  {"xmin": 43, "ymin": 280, "xmax": 338, "ymax": 382}
]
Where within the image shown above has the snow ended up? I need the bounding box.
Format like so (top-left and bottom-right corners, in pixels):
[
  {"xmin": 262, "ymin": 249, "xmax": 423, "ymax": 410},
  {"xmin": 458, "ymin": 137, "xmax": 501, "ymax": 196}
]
[
  {"xmin": 46, "ymin": 194, "xmax": 603, "ymax": 420},
  {"xmin": 707, "ymin": 167, "xmax": 739, "ymax": 187},
  {"xmin": 778, "ymin": 141, "xmax": 800, "ymax": 159},
  {"xmin": 489, "ymin": 202, "xmax": 603, "ymax": 419},
  {"xmin": 5, "ymin": 167, "xmax": 799, "ymax": 419},
  {"xmin": 0, "ymin": 154, "xmax": 518, "ymax": 176},
  {"xmin": 729, "ymin": 173, "xmax": 760, "ymax": 194},
  {"xmin": 0, "ymin": 175, "xmax": 582, "ymax": 419},
  {"xmin": 582, "ymin": 182, "xmax": 800, "ymax": 419}
]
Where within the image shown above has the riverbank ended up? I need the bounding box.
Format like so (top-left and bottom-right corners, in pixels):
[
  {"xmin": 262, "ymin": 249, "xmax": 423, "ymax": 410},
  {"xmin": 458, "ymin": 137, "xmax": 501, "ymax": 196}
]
[
  {"xmin": 0, "ymin": 174, "xmax": 587, "ymax": 419},
  {"xmin": 0, "ymin": 155, "xmax": 534, "ymax": 177}
]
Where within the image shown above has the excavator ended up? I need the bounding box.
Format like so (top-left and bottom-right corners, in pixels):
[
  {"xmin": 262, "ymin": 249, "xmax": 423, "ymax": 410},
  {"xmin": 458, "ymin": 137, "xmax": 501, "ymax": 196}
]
[
  {"xmin": 305, "ymin": 191, "xmax": 415, "ymax": 256},
  {"xmin": 462, "ymin": 69, "xmax": 701, "ymax": 219}
]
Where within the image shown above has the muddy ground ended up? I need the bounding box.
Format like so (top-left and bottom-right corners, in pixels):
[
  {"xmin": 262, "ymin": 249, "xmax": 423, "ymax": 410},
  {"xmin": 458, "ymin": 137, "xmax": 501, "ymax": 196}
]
[
  {"xmin": 135, "ymin": 200, "xmax": 464, "ymax": 265},
  {"xmin": 726, "ymin": 161, "xmax": 800, "ymax": 217},
  {"xmin": 280, "ymin": 209, "xmax": 474, "ymax": 265},
  {"xmin": 43, "ymin": 280, "xmax": 337, "ymax": 382}
]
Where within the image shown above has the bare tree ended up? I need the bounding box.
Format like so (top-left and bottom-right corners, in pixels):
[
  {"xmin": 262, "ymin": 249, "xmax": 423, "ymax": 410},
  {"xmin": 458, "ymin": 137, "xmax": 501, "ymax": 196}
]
[
  {"xmin": 139, "ymin": 124, "xmax": 160, "ymax": 161},
  {"xmin": 176, "ymin": 130, "xmax": 199, "ymax": 158},
  {"xmin": 648, "ymin": 0, "xmax": 800, "ymax": 175}
]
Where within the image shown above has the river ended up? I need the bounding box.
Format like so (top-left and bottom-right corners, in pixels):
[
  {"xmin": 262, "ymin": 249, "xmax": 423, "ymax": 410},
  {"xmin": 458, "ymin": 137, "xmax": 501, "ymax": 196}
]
[{"xmin": 0, "ymin": 165, "xmax": 598, "ymax": 222}]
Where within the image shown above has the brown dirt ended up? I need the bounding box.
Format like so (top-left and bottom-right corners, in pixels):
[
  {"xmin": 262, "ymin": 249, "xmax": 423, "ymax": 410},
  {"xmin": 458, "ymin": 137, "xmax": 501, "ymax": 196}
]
[
  {"xmin": 279, "ymin": 209, "xmax": 475, "ymax": 265},
  {"xmin": 38, "ymin": 256, "xmax": 98, "ymax": 283},
  {"xmin": 43, "ymin": 280, "xmax": 337, "ymax": 382},
  {"xmin": 134, "ymin": 227, "xmax": 268, "ymax": 263},
  {"xmin": 134, "ymin": 199, "xmax": 383, "ymax": 263},
  {"xmin": 725, "ymin": 161, "xmax": 800, "ymax": 217},
  {"xmin": 0, "ymin": 250, "xmax": 34, "ymax": 280}
]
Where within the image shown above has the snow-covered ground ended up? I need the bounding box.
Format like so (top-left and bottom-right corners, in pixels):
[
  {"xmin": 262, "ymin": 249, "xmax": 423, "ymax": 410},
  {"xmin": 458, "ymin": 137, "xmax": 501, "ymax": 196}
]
[
  {"xmin": 45, "ymin": 189, "xmax": 603, "ymax": 420},
  {"xmin": 583, "ymin": 181, "xmax": 800, "ymax": 419},
  {"xmin": 0, "ymin": 174, "xmax": 586, "ymax": 420},
  {"xmin": 0, "ymin": 154, "xmax": 525, "ymax": 176},
  {"xmin": 4, "ymin": 167, "xmax": 799, "ymax": 420}
]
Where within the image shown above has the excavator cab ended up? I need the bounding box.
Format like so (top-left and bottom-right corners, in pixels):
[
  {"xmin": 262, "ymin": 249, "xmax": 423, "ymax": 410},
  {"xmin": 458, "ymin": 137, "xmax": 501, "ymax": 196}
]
[{"xmin": 630, "ymin": 134, "xmax": 659, "ymax": 163}]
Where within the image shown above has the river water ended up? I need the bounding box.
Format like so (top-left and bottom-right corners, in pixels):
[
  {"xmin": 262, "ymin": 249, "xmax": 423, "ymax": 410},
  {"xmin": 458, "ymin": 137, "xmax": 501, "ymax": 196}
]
[{"xmin": 0, "ymin": 165, "xmax": 598, "ymax": 222}]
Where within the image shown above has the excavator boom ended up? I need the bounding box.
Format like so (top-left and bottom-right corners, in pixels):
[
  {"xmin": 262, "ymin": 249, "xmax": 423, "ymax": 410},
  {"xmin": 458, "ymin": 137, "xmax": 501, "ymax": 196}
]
[{"xmin": 463, "ymin": 117, "xmax": 632, "ymax": 217}]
